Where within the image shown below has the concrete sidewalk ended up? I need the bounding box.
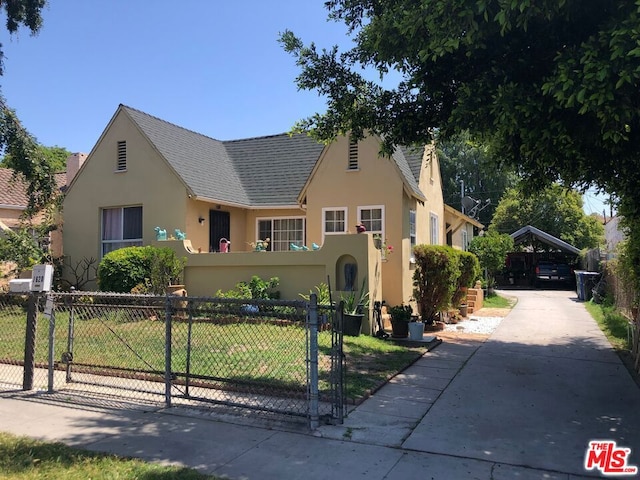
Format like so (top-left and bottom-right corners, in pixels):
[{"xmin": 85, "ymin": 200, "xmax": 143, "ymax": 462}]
[{"xmin": 1, "ymin": 289, "xmax": 639, "ymax": 479}]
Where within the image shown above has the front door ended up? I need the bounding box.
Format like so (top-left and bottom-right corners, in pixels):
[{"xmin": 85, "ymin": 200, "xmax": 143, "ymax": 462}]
[{"xmin": 209, "ymin": 210, "xmax": 230, "ymax": 252}]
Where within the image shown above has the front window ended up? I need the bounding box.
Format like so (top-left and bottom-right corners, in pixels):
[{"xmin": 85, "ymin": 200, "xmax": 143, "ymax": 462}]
[
  {"xmin": 358, "ymin": 206, "xmax": 384, "ymax": 235},
  {"xmin": 257, "ymin": 217, "xmax": 305, "ymax": 251},
  {"xmin": 323, "ymin": 208, "xmax": 347, "ymax": 236},
  {"xmin": 462, "ymin": 229, "xmax": 469, "ymax": 251},
  {"xmin": 102, "ymin": 206, "xmax": 143, "ymax": 256},
  {"xmin": 430, "ymin": 212, "xmax": 439, "ymax": 245}
]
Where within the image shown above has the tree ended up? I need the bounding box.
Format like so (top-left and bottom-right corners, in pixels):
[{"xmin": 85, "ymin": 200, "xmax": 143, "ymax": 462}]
[
  {"xmin": 281, "ymin": 2, "xmax": 640, "ymax": 268},
  {"xmin": 438, "ymin": 131, "xmax": 516, "ymax": 225},
  {"xmin": 2, "ymin": 145, "xmax": 71, "ymax": 173},
  {"xmin": 468, "ymin": 231, "xmax": 514, "ymax": 289},
  {"xmin": 0, "ymin": 2, "xmax": 53, "ymax": 217},
  {"xmin": 490, "ymin": 184, "xmax": 604, "ymax": 250}
]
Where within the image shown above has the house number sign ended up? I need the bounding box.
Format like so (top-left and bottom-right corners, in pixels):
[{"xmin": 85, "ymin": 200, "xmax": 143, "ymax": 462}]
[{"xmin": 31, "ymin": 264, "xmax": 53, "ymax": 292}]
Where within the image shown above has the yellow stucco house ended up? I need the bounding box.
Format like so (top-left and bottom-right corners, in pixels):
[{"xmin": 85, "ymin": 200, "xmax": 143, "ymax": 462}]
[{"xmin": 62, "ymin": 104, "xmax": 481, "ymax": 307}]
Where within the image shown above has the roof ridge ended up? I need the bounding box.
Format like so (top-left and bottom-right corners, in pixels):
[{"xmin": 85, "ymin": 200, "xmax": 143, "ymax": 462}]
[
  {"xmin": 120, "ymin": 104, "xmax": 224, "ymax": 143},
  {"xmin": 222, "ymin": 132, "xmax": 305, "ymax": 144}
]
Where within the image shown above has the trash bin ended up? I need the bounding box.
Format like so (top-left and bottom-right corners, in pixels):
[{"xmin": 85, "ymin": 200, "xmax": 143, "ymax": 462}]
[{"xmin": 575, "ymin": 271, "xmax": 600, "ymax": 301}]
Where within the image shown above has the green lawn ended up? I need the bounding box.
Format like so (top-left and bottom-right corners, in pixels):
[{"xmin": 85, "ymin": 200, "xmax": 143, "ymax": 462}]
[
  {"xmin": 0, "ymin": 432, "xmax": 218, "ymax": 480},
  {"xmin": 584, "ymin": 300, "xmax": 630, "ymax": 351},
  {"xmin": 0, "ymin": 311, "xmax": 427, "ymax": 401},
  {"xmin": 483, "ymin": 292, "xmax": 516, "ymax": 309}
]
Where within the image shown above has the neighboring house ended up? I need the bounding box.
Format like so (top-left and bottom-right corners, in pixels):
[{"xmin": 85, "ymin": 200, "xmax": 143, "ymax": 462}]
[
  {"xmin": 62, "ymin": 104, "xmax": 480, "ymax": 306},
  {"xmin": 0, "ymin": 167, "xmax": 70, "ymax": 259}
]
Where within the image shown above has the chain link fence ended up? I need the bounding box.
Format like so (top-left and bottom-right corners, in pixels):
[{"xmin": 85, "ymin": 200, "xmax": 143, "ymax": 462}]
[{"xmin": 0, "ymin": 291, "xmax": 345, "ymax": 427}]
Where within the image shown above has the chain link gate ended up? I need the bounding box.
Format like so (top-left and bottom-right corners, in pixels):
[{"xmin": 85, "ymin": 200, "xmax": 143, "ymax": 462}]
[{"xmin": 34, "ymin": 291, "xmax": 346, "ymax": 426}]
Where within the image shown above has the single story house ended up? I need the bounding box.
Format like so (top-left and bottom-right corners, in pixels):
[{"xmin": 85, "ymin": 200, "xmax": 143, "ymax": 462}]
[{"xmin": 62, "ymin": 104, "xmax": 481, "ymax": 307}]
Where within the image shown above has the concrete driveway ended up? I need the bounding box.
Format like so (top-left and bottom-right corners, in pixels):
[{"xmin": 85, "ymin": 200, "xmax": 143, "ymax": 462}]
[{"xmin": 403, "ymin": 289, "xmax": 640, "ymax": 476}]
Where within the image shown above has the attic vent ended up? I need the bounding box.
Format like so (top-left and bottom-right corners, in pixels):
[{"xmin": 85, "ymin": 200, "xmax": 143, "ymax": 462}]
[
  {"xmin": 348, "ymin": 137, "xmax": 358, "ymax": 170},
  {"xmin": 117, "ymin": 141, "xmax": 127, "ymax": 171}
]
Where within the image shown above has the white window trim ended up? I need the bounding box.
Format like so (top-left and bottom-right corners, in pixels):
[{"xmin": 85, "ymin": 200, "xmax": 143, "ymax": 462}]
[
  {"xmin": 357, "ymin": 205, "xmax": 385, "ymax": 237},
  {"xmin": 461, "ymin": 229, "xmax": 469, "ymax": 251},
  {"xmin": 322, "ymin": 207, "xmax": 348, "ymax": 240},
  {"xmin": 430, "ymin": 212, "xmax": 439, "ymax": 245},
  {"xmin": 101, "ymin": 205, "xmax": 143, "ymax": 257},
  {"xmin": 256, "ymin": 216, "xmax": 306, "ymax": 251}
]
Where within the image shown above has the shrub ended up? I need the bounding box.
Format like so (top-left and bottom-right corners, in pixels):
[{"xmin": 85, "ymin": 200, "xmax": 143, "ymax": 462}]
[
  {"xmin": 215, "ymin": 275, "xmax": 280, "ymax": 300},
  {"xmin": 468, "ymin": 231, "xmax": 514, "ymax": 289},
  {"xmin": 97, "ymin": 246, "xmax": 186, "ymax": 294},
  {"xmin": 451, "ymin": 250, "xmax": 481, "ymax": 306},
  {"xmin": 412, "ymin": 245, "xmax": 460, "ymax": 324}
]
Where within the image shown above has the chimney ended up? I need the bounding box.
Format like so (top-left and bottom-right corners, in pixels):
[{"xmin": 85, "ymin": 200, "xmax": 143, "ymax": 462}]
[{"xmin": 66, "ymin": 153, "xmax": 88, "ymax": 186}]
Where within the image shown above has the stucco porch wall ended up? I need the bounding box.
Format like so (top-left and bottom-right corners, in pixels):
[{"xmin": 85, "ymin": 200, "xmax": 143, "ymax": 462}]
[{"xmin": 155, "ymin": 233, "xmax": 382, "ymax": 335}]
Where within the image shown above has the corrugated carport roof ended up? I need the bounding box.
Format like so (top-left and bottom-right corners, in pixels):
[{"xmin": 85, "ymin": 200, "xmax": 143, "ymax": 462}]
[{"xmin": 510, "ymin": 225, "xmax": 581, "ymax": 255}]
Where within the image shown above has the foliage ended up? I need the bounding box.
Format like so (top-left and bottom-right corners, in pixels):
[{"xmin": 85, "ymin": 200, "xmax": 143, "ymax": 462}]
[
  {"xmin": 584, "ymin": 300, "xmax": 630, "ymax": 351},
  {"xmin": 490, "ymin": 183, "xmax": 604, "ymax": 250},
  {"xmin": 216, "ymin": 275, "xmax": 280, "ymax": 300},
  {"xmin": 281, "ymin": 0, "xmax": 640, "ymax": 299},
  {"xmin": 299, "ymin": 282, "xmax": 331, "ymax": 305},
  {"xmin": 1, "ymin": 144, "xmax": 71, "ymax": 173},
  {"xmin": 340, "ymin": 277, "xmax": 369, "ymax": 314},
  {"xmin": 438, "ymin": 131, "xmax": 517, "ymax": 224},
  {"xmin": 451, "ymin": 250, "xmax": 481, "ymax": 306},
  {"xmin": 97, "ymin": 246, "xmax": 186, "ymax": 294},
  {"xmin": 0, "ymin": 225, "xmax": 47, "ymax": 274},
  {"xmin": 468, "ymin": 231, "xmax": 514, "ymax": 289},
  {"xmin": 483, "ymin": 293, "xmax": 516, "ymax": 309},
  {"xmin": 148, "ymin": 248, "xmax": 187, "ymax": 292},
  {"xmin": 0, "ymin": 103, "xmax": 60, "ymax": 216},
  {"xmin": 0, "ymin": 432, "xmax": 217, "ymax": 479},
  {"xmin": 388, "ymin": 304, "xmax": 412, "ymax": 323},
  {"xmin": 97, "ymin": 247, "xmax": 152, "ymax": 293},
  {"xmin": 412, "ymin": 245, "xmax": 460, "ymax": 324}
]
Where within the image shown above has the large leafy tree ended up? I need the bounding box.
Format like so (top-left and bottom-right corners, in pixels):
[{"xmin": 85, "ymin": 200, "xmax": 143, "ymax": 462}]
[
  {"xmin": 0, "ymin": 1, "xmax": 52, "ymax": 216},
  {"xmin": 438, "ymin": 131, "xmax": 516, "ymax": 225},
  {"xmin": 2, "ymin": 144, "xmax": 71, "ymax": 174},
  {"xmin": 281, "ymin": 0, "xmax": 640, "ymax": 213},
  {"xmin": 490, "ymin": 184, "xmax": 604, "ymax": 250}
]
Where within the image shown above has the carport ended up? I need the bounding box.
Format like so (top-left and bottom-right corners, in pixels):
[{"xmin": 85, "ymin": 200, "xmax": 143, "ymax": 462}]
[{"xmin": 502, "ymin": 225, "xmax": 581, "ymax": 286}]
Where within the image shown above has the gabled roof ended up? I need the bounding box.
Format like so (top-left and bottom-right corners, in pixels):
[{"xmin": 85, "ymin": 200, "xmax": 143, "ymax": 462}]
[
  {"xmin": 121, "ymin": 105, "xmax": 428, "ymax": 208},
  {"xmin": 510, "ymin": 225, "xmax": 581, "ymax": 255},
  {"xmin": 122, "ymin": 105, "xmax": 325, "ymax": 207}
]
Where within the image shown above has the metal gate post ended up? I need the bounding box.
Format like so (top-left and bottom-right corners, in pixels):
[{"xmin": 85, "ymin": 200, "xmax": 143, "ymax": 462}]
[
  {"xmin": 46, "ymin": 294, "xmax": 55, "ymax": 392},
  {"xmin": 164, "ymin": 295, "xmax": 172, "ymax": 407},
  {"xmin": 308, "ymin": 293, "xmax": 319, "ymax": 429},
  {"xmin": 23, "ymin": 293, "xmax": 38, "ymax": 390}
]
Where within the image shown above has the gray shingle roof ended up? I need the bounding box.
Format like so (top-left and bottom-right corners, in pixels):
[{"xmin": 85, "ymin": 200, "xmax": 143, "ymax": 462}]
[
  {"xmin": 394, "ymin": 146, "xmax": 426, "ymax": 202},
  {"xmin": 121, "ymin": 105, "xmax": 426, "ymax": 207},
  {"xmin": 122, "ymin": 105, "xmax": 324, "ymax": 207}
]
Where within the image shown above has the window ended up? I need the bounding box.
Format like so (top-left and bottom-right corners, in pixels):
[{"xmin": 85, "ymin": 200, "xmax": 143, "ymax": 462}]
[
  {"xmin": 358, "ymin": 206, "xmax": 384, "ymax": 234},
  {"xmin": 257, "ymin": 217, "xmax": 305, "ymax": 251},
  {"xmin": 323, "ymin": 208, "xmax": 347, "ymax": 236},
  {"xmin": 101, "ymin": 206, "xmax": 142, "ymax": 256},
  {"xmin": 409, "ymin": 209, "xmax": 416, "ymax": 249},
  {"xmin": 348, "ymin": 137, "xmax": 358, "ymax": 170},
  {"xmin": 462, "ymin": 229, "xmax": 469, "ymax": 251},
  {"xmin": 430, "ymin": 212, "xmax": 439, "ymax": 245},
  {"xmin": 117, "ymin": 140, "xmax": 127, "ymax": 171}
]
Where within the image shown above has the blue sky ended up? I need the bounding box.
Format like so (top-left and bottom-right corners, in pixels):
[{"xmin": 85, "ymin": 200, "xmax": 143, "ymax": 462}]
[{"xmin": 0, "ymin": 0, "xmax": 611, "ymax": 215}]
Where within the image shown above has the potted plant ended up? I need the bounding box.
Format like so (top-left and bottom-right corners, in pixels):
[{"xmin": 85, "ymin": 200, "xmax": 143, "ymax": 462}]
[
  {"xmin": 388, "ymin": 304, "xmax": 412, "ymax": 338},
  {"xmin": 340, "ymin": 278, "xmax": 369, "ymax": 336}
]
